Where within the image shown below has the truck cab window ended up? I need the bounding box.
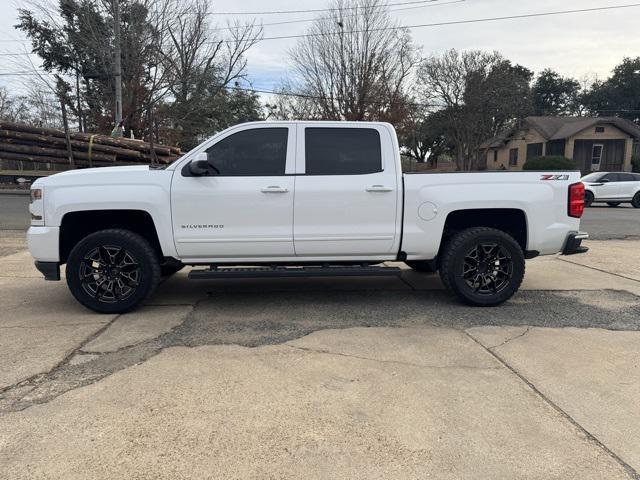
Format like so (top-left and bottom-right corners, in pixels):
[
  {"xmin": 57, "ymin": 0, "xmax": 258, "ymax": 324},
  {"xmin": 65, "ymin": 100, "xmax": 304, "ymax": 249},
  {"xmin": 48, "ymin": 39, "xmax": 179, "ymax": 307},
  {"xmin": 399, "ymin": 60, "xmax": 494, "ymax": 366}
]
[
  {"xmin": 305, "ymin": 128, "xmax": 382, "ymax": 175},
  {"xmin": 205, "ymin": 128, "xmax": 288, "ymax": 176}
]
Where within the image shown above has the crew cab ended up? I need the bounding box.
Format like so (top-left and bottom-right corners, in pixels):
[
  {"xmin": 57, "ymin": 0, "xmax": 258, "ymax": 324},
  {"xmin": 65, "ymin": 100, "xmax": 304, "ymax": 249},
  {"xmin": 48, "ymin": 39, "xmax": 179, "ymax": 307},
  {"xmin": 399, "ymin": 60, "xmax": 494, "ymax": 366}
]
[{"xmin": 27, "ymin": 121, "xmax": 588, "ymax": 313}]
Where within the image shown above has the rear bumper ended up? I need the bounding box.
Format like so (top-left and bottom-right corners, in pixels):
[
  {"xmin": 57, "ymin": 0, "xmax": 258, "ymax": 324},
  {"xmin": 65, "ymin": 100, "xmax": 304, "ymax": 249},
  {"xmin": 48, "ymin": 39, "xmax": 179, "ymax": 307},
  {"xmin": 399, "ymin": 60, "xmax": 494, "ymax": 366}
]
[
  {"xmin": 561, "ymin": 231, "xmax": 589, "ymax": 255},
  {"xmin": 35, "ymin": 261, "xmax": 60, "ymax": 281}
]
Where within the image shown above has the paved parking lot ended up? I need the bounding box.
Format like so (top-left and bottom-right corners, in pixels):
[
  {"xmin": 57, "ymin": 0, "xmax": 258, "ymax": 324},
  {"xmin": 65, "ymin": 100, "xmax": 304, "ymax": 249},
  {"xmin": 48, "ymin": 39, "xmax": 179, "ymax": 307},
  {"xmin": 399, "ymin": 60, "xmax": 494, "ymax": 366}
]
[{"xmin": 1, "ymin": 229, "xmax": 639, "ymax": 479}]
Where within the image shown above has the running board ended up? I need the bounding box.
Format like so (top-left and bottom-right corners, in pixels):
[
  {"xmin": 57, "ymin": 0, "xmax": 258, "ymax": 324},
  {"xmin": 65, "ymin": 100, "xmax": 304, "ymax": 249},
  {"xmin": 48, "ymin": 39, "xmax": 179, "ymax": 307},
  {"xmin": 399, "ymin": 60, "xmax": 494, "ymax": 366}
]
[{"xmin": 188, "ymin": 265, "xmax": 401, "ymax": 279}]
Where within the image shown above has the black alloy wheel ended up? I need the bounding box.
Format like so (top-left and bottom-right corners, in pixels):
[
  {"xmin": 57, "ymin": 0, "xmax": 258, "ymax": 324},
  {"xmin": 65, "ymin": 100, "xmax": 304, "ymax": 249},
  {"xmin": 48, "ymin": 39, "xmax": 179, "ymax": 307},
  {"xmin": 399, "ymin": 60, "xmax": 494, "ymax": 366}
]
[
  {"xmin": 439, "ymin": 227, "xmax": 525, "ymax": 307},
  {"xmin": 66, "ymin": 229, "xmax": 160, "ymax": 313},
  {"xmin": 462, "ymin": 242, "xmax": 513, "ymax": 296},
  {"xmin": 79, "ymin": 245, "xmax": 141, "ymax": 303}
]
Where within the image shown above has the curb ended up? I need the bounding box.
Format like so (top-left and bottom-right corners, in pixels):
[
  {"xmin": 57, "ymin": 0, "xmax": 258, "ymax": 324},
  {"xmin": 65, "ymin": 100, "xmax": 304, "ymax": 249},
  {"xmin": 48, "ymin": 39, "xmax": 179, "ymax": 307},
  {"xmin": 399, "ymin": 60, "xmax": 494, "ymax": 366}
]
[{"xmin": 0, "ymin": 190, "xmax": 30, "ymax": 195}]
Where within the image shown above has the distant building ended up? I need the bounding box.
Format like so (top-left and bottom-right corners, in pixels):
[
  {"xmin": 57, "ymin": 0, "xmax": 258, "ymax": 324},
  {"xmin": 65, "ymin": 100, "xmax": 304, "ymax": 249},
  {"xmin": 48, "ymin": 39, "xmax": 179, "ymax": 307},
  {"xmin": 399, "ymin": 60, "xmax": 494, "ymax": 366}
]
[{"xmin": 481, "ymin": 116, "xmax": 640, "ymax": 174}]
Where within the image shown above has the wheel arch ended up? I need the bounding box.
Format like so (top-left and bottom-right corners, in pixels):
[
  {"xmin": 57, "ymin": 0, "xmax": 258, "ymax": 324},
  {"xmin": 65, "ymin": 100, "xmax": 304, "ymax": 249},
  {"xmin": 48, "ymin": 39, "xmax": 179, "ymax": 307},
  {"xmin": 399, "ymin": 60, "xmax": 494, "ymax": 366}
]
[
  {"xmin": 440, "ymin": 208, "xmax": 528, "ymax": 254},
  {"xmin": 60, "ymin": 210, "xmax": 163, "ymax": 263}
]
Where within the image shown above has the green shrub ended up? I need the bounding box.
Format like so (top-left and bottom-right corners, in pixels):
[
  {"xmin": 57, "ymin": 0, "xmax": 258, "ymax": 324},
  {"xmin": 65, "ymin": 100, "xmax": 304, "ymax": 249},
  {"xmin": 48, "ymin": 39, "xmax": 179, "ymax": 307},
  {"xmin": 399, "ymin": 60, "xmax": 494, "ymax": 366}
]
[
  {"xmin": 522, "ymin": 156, "xmax": 577, "ymax": 171},
  {"xmin": 632, "ymin": 155, "xmax": 640, "ymax": 173}
]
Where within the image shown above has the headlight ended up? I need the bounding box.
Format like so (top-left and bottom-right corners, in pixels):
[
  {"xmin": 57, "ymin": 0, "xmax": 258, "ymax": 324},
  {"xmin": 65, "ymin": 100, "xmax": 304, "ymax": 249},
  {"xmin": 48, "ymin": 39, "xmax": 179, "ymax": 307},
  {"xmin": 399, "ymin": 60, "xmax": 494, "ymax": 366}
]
[
  {"xmin": 30, "ymin": 188, "xmax": 42, "ymax": 203},
  {"xmin": 30, "ymin": 188, "xmax": 44, "ymax": 225}
]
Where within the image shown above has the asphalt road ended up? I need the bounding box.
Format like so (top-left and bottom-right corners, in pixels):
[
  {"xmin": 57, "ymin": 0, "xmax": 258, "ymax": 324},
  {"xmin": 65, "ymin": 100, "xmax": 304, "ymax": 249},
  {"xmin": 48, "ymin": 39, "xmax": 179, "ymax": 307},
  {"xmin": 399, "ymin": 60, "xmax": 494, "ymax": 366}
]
[
  {"xmin": 1, "ymin": 192, "xmax": 638, "ymax": 240},
  {"xmin": 580, "ymin": 203, "xmax": 640, "ymax": 240},
  {"xmin": 0, "ymin": 194, "xmax": 30, "ymax": 230}
]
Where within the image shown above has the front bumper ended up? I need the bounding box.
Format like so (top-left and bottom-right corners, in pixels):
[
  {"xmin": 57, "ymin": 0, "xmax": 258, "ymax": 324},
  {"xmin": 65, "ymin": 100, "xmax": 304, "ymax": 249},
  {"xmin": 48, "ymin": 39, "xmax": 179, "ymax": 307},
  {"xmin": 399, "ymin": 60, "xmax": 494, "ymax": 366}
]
[
  {"xmin": 28, "ymin": 226, "xmax": 61, "ymax": 281},
  {"xmin": 27, "ymin": 226, "xmax": 60, "ymax": 262},
  {"xmin": 561, "ymin": 231, "xmax": 589, "ymax": 255}
]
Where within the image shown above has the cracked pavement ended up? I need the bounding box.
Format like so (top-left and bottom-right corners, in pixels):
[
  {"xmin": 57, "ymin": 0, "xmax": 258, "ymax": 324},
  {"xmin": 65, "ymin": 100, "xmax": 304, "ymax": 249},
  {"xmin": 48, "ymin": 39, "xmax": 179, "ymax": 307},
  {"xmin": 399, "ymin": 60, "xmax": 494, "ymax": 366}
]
[{"xmin": 1, "ymin": 235, "xmax": 640, "ymax": 479}]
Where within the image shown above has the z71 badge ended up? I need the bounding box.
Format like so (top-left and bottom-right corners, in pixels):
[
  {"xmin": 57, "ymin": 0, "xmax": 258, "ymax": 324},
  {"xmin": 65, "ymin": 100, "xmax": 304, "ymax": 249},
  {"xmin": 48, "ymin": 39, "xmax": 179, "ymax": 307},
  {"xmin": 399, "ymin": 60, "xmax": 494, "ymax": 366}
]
[{"xmin": 540, "ymin": 174, "xmax": 569, "ymax": 181}]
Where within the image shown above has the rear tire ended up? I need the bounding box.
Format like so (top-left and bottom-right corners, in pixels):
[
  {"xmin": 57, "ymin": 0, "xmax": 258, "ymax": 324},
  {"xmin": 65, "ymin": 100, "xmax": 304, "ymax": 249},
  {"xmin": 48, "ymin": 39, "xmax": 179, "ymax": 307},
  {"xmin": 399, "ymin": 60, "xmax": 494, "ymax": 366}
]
[
  {"xmin": 66, "ymin": 229, "xmax": 161, "ymax": 314},
  {"xmin": 584, "ymin": 191, "xmax": 594, "ymax": 207},
  {"xmin": 632, "ymin": 192, "xmax": 640, "ymax": 208},
  {"xmin": 405, "ymin": 260, "xmax": 435, "ymax": 273},
  {"xmin": 606, "ymin": 202, "xmax": 621, "ymax": 207},
  {"xmin": 439, "ymin": 227, "xmax": 525, "ymax": 307}
]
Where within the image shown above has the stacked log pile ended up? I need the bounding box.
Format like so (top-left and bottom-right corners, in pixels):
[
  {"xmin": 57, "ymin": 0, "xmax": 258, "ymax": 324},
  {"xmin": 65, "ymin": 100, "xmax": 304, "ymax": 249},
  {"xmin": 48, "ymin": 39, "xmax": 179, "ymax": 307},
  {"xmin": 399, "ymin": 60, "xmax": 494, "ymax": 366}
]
[{"xmin": 0, "ymin": 121, "xmax": 181, "ymax": 169}]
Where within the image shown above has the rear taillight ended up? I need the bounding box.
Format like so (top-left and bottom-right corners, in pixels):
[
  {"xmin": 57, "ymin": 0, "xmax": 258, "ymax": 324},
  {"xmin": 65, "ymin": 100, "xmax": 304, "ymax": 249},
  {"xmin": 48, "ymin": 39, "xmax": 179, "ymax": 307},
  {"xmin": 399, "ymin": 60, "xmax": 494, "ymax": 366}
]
[{"xmin": 568, "ymin": 182, "xmax": 585, "ymax": 218}]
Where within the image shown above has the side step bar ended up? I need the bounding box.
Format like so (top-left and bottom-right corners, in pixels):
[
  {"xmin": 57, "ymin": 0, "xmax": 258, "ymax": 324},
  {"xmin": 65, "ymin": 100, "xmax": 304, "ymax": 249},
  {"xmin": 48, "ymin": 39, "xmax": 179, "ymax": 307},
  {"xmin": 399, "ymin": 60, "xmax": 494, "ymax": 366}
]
[{"xmin": 189, "ymin": 264, "xmax": 401, "ymax": 279}]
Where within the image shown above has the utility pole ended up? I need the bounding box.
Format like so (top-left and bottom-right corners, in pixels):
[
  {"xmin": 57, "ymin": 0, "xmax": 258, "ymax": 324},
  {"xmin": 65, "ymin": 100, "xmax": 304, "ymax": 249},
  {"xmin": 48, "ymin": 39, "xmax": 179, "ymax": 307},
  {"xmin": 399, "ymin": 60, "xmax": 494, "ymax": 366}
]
[{"xmin": 113, "ymin": 0, "xmax": 123, "ymax": 126}]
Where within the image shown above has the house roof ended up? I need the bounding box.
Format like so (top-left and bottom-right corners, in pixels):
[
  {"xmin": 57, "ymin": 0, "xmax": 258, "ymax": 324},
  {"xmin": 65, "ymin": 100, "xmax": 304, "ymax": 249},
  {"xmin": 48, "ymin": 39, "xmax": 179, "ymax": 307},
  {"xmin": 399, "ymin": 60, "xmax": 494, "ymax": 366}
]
[
  {"xmin": 482, "ymin": 116, "xmax": 640, "ymax": 149},
  {"xmin": 527, "ymin": 116, "xmax": 640, "ymax": 140}
]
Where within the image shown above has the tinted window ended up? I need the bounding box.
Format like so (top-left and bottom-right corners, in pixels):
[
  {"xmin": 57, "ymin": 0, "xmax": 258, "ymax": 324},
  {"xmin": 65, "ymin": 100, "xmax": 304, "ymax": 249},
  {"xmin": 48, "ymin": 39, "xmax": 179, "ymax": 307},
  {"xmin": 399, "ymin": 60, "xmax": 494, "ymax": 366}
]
[
  {"xmin": 619, "ymin": 173, "xmax": 635, "ymax": 182},
  {"xmin": 582, "ymin": 172, "xmax": 604, "ymax": 182},
  {"xmin": 601, "ymin": 173, "xmax": 620, "ymax": 182},
  {"xmin": 305, "ymin": 128, "xmax": 381, "ymax": 175},
  {"xmin": 205, "ymin": 128, "xmax": 288, "ymax": 176}
]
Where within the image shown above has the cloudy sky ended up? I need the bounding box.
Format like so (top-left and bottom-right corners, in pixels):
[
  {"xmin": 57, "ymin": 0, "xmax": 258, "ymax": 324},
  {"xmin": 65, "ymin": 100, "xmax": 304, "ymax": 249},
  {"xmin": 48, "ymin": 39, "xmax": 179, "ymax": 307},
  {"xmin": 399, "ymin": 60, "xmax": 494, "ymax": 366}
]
[{"xmin": 1, "ymin": 0, "xmax": 638, "ymax": 95}]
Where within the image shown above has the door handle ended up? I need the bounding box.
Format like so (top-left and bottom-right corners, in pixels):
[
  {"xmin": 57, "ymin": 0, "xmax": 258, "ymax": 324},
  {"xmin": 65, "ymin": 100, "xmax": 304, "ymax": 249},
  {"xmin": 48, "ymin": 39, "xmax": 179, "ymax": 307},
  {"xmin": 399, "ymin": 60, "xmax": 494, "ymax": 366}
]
[
  {"xmin": 261, "ymin": 186, "xmax": 289, "ymax": 193},
  {"xmin": 366, "ymin": 185, "xmax": 393, "ymax": 192}
]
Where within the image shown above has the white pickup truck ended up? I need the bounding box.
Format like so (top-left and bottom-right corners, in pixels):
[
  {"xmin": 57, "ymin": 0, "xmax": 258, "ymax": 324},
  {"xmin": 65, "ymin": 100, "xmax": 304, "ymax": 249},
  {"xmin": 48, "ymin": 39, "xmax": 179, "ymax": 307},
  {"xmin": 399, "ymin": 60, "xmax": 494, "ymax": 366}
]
[{"xmin": 27, "ymin": 121, "xmax": 588, "ymax": 313}]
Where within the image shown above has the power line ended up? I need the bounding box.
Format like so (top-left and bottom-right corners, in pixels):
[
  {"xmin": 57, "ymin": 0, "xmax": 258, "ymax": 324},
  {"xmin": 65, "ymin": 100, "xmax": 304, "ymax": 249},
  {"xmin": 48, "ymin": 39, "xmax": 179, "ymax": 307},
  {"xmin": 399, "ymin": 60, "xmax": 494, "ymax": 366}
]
[
  {"xmin": 205, "ymin": 0, "xmax": 446, "ymax": 16},
  {"xmin": 0, "ymin": 0, "xmax": 465, "ymax": 55},
  {"xmin": 249, "ymin": 3, "xmax": 640, "ymax": 42},
  {"xmin": 3, "ymin": 2, "xmax": 637, "ymax": 48},
  {"xmin": 210, "ymin": 0, "xmax": 465, "ymax": 32}
]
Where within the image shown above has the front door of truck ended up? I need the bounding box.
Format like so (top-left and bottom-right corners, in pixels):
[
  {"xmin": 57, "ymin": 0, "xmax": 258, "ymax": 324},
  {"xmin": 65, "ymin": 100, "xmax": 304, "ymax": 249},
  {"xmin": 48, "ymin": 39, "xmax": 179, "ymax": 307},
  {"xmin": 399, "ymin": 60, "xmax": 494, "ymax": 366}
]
[
  {"xmin": 293, "ymin": 124, "xmax": 400, "ymax": 256},
  {"xmin": 171, "ymin": 125, "xmax": 296, "ymax": 260}
]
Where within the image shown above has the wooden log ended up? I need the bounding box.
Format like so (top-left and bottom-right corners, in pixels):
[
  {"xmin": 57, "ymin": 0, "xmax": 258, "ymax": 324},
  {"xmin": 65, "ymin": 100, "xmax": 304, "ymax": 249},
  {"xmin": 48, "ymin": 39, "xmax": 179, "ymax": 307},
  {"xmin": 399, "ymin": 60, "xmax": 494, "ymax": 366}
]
[
  {"xmin": 0, "ymin": 142, "xmax": 116, "ymax": 162},
  {"xmin": 0, "ymin": 151, "xmax": 117, "ymax": 167},
  {"xmin": 0, "ymin": 130, "xmax": 143, "ymax": 159},
  {"xmin": 0, "ymin": 121, "xmax": 180, "ymax": 156}
]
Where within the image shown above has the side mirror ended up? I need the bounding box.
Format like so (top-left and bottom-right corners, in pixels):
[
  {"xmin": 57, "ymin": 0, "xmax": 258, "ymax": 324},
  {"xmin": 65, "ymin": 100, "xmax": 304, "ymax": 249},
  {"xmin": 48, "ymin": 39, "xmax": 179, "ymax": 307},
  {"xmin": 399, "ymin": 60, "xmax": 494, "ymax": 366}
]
[
  {"xmin": 188, "ymin": 159, "xmax": 211, "ymax": 176},
  {"xmin": 188, "ymin": 152, "xmax": 213, "ymax": 176},
  {"xmin": 600, "ymin": 178, "xmax": 610, "ymax": 183}
]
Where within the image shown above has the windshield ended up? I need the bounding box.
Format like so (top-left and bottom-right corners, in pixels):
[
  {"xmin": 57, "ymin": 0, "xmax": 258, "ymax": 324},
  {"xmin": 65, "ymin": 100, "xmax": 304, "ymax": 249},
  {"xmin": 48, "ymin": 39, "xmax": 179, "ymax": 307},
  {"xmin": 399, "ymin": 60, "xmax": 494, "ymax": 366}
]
[{"xmin": 581, "ymin": 173, "xmax": 604, "ymax": 182}]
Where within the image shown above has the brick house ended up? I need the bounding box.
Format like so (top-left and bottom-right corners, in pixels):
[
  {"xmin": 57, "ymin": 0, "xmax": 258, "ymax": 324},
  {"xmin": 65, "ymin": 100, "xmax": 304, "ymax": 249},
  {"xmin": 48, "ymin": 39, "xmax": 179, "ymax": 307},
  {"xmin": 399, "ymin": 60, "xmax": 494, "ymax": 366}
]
[{"xmin": 481, "ymin": 116, "xmax": 640, "ymax": 174}]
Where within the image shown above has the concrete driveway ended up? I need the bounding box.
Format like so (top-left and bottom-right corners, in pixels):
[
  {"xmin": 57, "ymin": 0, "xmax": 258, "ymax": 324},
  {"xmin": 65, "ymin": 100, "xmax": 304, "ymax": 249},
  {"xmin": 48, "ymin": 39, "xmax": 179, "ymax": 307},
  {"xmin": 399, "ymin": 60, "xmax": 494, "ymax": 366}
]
[{"xmin": 1, "ymin": 236, "xmax": 639, "ymax": 479}]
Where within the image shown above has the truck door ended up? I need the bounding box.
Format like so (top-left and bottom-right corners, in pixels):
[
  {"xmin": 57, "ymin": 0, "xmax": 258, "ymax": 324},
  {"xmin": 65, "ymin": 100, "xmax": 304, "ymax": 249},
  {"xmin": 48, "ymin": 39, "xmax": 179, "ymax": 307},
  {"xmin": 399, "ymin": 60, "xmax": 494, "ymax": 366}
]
[
  {"xmin": 293, "ymin": 125, "xmax": 399, "ymax": 256},
  {"xmin": 171, "ymin": 125, "xmax": 296, "ymax": 260}
]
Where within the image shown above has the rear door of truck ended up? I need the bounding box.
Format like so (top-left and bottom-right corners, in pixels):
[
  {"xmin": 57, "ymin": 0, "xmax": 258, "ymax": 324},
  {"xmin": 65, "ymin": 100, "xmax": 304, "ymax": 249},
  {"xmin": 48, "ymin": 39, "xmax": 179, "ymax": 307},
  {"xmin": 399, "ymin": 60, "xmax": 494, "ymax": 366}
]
[{"xmin": 292, "ymin": 123, "xmax": 401, "ymax": 256}]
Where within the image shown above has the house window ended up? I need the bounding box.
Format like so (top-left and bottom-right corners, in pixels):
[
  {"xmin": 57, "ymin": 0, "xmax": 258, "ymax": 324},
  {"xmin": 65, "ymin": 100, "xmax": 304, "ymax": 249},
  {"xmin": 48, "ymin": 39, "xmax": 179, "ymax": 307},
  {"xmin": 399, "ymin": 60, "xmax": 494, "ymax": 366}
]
[
  {"xmin": 509, "ymin": 148, "xmax": 519, "ymax": 166},
  {"xmin": 546, "ymin": 139, "xmax": 566, "ymax": 156},
  {"xmin": 595, "ymin": 126, "xmax": 605, "ymax": 133},
  {"xmin": 591, "ymin": 144, "xmax": 604, "ymax": 171},
  {"xmin": 493, "ymin": 150, "xmax": 498, "ymax": 162},
  {"xmin": 526, "ymin": 143, "xmax": 543, "ymax": 160}
]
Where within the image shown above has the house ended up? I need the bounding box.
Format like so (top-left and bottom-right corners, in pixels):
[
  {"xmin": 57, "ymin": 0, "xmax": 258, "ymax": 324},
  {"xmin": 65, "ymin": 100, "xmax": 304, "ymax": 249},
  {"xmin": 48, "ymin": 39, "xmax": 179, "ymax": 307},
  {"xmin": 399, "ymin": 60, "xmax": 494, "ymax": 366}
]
[{"xmin": 481, "ymin": 116, "xmax": 640, "ymax": 174}]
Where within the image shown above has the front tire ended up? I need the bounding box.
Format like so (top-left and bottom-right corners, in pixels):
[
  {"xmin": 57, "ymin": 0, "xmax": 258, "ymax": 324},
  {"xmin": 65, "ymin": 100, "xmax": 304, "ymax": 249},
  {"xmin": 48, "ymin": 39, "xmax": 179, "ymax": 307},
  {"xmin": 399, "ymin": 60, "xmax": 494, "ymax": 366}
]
[
  {"xmin": 439, "ymin": 227, "xmax": 525, "ymax": 307},
  {"xmin": 161, "ymin": 264, "xmax": 184, "ymax": 277},
  {"xmin": 632, "ymin": 192, "xmax": 640, "ymax": 208},
  {"xmin": 584, "ymin": 191, "xmax": 594, "ymax": 207},
  {"xmin": 66, "ymin": 229, "xmax": 161, "ymax": 314}
]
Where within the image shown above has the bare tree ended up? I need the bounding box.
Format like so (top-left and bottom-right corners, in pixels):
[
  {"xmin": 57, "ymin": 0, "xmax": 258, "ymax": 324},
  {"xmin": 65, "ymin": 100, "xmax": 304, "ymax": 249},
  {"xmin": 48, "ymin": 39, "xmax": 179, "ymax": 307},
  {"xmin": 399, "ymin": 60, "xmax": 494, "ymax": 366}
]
[
  {"xmin": 0, "ymin": 88, "xmax": 30, "ymax": 123},
  {"xmin": 417, "ymin": 49, "xmax": 533, "ymax": 170},
  {"xmin": 279, "ymin": 0, "xmax": 418, "ymax": 121},
  {"xmin": 159, "ymin": 0, "xmax": 262, "ymax": 147}
]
